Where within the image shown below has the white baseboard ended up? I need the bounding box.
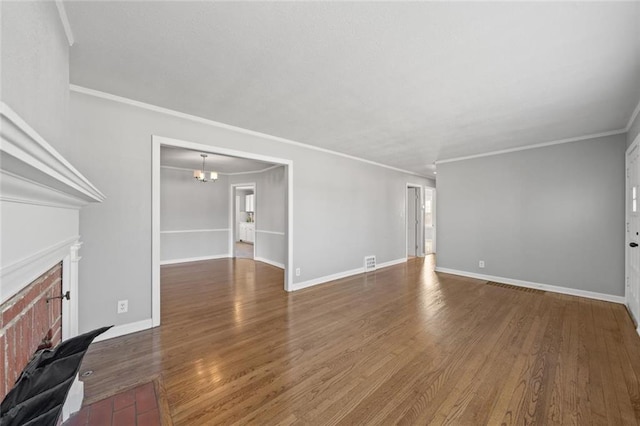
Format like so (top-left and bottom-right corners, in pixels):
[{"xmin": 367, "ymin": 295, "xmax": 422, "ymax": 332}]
[
  {"xmin": 377, "ymin": 258, "xmax": 407, "ymax": 269},
  {"xmin": 291, "ymin": 257, "xmax": 408, "ymax": 291},
  {"xmin": 434, "ymin": 267, "xmax": 625, "ymax": 304},
  {"xmin": 160, "ymin": 254, "xmax": 230, "ymax": 265},
  {"xmin": 292, "ymin": 267, "xmax": 364, "ymax": 291},
  {"xmin": 93, "ymin": 319, "xmax": 153, "ymax": 343},
  {"xmin": 254, "ymin": 256, "xmax": 285, "ymax": 269}
]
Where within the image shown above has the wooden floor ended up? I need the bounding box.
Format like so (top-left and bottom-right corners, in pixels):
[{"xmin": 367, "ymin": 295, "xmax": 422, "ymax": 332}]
[{"xmin": 79, "ymin": 256, "xmax": 640, "ymax": 425}]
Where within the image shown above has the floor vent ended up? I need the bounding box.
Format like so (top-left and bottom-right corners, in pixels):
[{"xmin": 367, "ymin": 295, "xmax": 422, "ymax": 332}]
[
  {"xmin": 486, "ymin": 281, "xmax": 545, "ymax": 295},
  {"xmin": 364, "ymin": 255, "xmax": 376, "ymax": 272}
]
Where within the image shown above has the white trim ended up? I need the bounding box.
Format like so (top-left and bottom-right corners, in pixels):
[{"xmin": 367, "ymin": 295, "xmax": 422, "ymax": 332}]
[
  {"xmin": 0, "ymin": 236, "xmax": 80, "ymax": 303},
  {"xmin": 152, "ymin": 140, "xmax": 161, "ymax": 327},
  {"xmin": 435, "ymin": 129, "xmax": 627, "ymax": 165},
  {"xmin": 1, "ymin": 170, "xmax": 88, "ymax": 210},
  {"xmin": 70, "ymin": 85, "xmax": 427, "ymax": 178},
  {"xmin": 160, "ymin": 228, "xmax": 229, "ymax": 234},
  {"xmin": 0, "ymin": 235, "xmax": 78, "ymax": 278},
  {"xmin": 377, "ymin": 258, "xmax": 407, "ymax": 269},
  {"xmin": 160, "ymin": 163, "xmax": 280, "ymax": 176},
  {"xmin": 291, "ymin": 257, "xmax": 407, "ymax": 291},
  {"xmin": 160, "ymin": 254, "xmax": 231, "ymax": 266},
  {"xmin": 54, "ymin": 0, "xmax": 74, "ymax": 47},
  {"xmin": 225, "ymin": 164, "xmax": 282, "ymax": 176},
  {"xmin": 627, "ymin": 98, "xmax": 640, "ymax": 132},
  {"xmin": 286, "ymin": 164, "xmax": 293, "ymax": 292},
  {"xmin": 434, "ymin": 267, "xmax": 626, "ymax": 304},
  {"xmin": 254, "ymin": 257, "xmax": 285, "ymax": 269},
  {"xmin": 93, "ymin": 319, "xmax": 154, "ymax": 343},
  {"xmin": 1, "ymin": 102, "xmax": 105, "ymax": 205},
  {"xmin": 405, "ymin": 183, "xmax": 424, "ymax": 259},
  {"xmin": 256, "ymin": 229, "xmax": 286, "ymax": 236},
  {"xmin": 625, "ymin": 132, "xmax": 640, "ymax": 323},
  {"xmin": 292, "ymin": 267, "xmax": 364, "ymax": 291}
]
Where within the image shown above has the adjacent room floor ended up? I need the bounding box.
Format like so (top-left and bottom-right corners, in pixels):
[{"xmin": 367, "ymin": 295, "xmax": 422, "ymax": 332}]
[
  {"xmin": 234, "ymin": 241, "xmax": 254, "ymax": 259},
  {"xmin": 77, "ymin": 256, "xmax": 640, "ymax": 424}
]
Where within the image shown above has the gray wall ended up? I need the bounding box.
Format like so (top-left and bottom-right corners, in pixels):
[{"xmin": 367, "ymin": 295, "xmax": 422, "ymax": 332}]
[
  {"xmin": 629, "ymin": 111, "xmax": 640, "ymax": 148},
  {"xmin": 68, "ymin": 92, "xmax": 433, "ymax": 331},
  {"xmin": 437, "ymin": 134, "xmax": 626, "ymax": 296},
  {"xmin": 160, "ymin": 167, "xmax": 230, "ymax": 262},
  {"xmin": 1, "ymin": 1, "xmax": 69, "ymax": 149}
]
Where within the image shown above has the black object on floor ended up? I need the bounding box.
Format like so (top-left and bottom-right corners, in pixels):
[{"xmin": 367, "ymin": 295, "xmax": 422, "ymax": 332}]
[{"xmin": 0, "ymin": 326, "xmax": 111, "ymax": 426}]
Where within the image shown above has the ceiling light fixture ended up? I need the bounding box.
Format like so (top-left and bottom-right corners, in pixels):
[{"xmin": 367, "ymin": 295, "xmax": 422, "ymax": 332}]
[{"xmin": 193, "ymin": 154, "xmax": 218, "ymax": 182}]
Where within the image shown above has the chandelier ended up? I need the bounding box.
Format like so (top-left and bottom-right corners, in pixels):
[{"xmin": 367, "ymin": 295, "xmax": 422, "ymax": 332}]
[{"xmin": 193, "ymin": 154, "xmax": 218, "ymax": 183}]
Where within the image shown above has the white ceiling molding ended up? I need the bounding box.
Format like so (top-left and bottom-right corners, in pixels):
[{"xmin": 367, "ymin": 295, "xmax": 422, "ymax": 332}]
[
  {"xmin": 626, "ymin": 98, "xmax": 640, "ymax": 132},
  {"xmin": 70, "ymin": 84, "xmax": 431, "ymax": 179},
  {"xmin": 1, "ymin": 102, "xmax": 105, "ymax": 208},
  {"xmin": 160, "ymin": 163, "xmax": 281, "ymax": 176},
  {"xmin": 436, "ymin": 128, "xmax": 627, "ymax": 165},
  {"xmin": 225, "ymin": 164, "xmax": 282, "ymax": 176},
  {"xmin": 55, "ymin": 0, "xmax": 75, "ymax": 47}
]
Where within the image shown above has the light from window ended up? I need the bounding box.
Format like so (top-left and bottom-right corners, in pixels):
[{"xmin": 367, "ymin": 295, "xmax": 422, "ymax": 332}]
[{"xmin": 633, "ymin": 186, "xmax": 638, "ymax": 213}]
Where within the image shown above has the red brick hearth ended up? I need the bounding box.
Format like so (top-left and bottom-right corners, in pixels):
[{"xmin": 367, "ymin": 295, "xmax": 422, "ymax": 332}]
[{"xmin": 0, "ymin": 262, "xmax": 63, "ymax": 400}]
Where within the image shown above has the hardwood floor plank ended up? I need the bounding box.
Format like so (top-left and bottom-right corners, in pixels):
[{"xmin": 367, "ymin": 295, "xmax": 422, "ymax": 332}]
[{"xmin": 77, "ymin": 257, "xmax": 640, "ymax": 424}]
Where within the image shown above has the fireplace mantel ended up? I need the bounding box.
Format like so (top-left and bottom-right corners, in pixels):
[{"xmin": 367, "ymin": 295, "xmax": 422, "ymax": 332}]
[
  {"xmin": 1, "ymin": 102, "xmax": 105, "ymax": 209},
  {"xmin": 1, "ymin": 102, "xmax": 105, "ymax": 304}
]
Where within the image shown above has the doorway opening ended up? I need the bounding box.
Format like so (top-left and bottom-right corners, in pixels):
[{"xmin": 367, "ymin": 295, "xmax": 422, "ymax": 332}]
[
  {"xmin": 152, "ymin": 135, "xmax": 293, "ymax": 327},
  {"xmin": 232, "ymin": 184, "xmax": 256, "ymax": 259},
  {"xmin": 424, "ymin": 188, "xmax": 436, "ymax": 255},
  {"xmin": 406, "ymin": 183, "xmax": 424, "ymax": 259}
]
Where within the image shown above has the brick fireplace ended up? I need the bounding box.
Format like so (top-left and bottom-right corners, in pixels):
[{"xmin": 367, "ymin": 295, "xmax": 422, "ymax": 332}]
[{"xmin": 0, "ymin": 262, "xmax": 64, "ymax": 401}]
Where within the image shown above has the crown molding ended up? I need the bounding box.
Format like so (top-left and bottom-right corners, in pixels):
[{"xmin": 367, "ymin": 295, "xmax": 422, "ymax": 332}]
[
  {"xmin": 69, "ymin": 84, "xmax": 430, "ymax": 179},
  {"xmin": 626, "ymin": 98, "xmax": 640, "ymax": 132},
  {"xmin": 160, "ymin": 163, "xmax": 281, "ymax": 175},
  {"xmin": 1, "ymin": 102, "xmax": 106, "ymax": 207},
  {"xmin": 435, "ymin": 128, "xmax": 627, "ymax": 165},
  {"xmin": 55, "ymin": 1, "xmax": 74, "ymax": 47}
]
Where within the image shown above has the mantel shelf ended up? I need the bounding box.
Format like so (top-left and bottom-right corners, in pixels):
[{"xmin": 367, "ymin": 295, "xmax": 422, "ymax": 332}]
[{"xmin": 1, "ymin": 102, "xmax": 106, "ymax": 209}]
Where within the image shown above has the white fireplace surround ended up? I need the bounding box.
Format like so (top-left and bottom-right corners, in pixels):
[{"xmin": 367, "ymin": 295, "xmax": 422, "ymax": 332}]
[{"xmin": 0, "ymin": 101, "xmax": 105, "ymax": 418}]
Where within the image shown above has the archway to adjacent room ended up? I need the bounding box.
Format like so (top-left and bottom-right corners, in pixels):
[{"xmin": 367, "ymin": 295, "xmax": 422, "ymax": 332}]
[{"xmin": 151, "ymin": 135, "xmax": 293, "ymax": 327}]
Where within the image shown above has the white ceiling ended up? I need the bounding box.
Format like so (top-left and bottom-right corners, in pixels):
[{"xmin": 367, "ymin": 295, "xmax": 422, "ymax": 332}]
[
  {"xmin": 161, "ymin": 146, "xmax": 277, "ymax": 174},
  {"xmin": 66, "ymin": 2, "xmax": 640, "ymax": 176}
]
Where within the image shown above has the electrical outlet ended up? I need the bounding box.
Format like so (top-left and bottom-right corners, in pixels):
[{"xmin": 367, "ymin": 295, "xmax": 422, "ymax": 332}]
[
  {"xmin": 479, "ymin": 261, "xmax": 485, "ymax": 268},
  {"xmin": 295, "ymin": 268, "xmax": 301, "ymax": 277},
  {"xmin": 117, "ymin": 300, "xmax": 128, "ymax": 314}
]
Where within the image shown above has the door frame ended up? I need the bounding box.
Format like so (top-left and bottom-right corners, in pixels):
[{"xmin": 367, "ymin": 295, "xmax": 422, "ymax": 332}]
[
  {"xmin": 152, "ymin": 135, "xmax": 294, "ymax": 327},
  {"xmin": 626, "ymin": 132, "xmax": 640, "ymax": 331},
  {"xmin": 406, "ymin": 182, "xmax": 424, "ymax": 259},
  {"xmin": 230, "ymin": 183, "xmax": 256, "ymax": 259},
  {"xmin": 424, "ymin": 187, "xmax": 436, "ymax": 254}
]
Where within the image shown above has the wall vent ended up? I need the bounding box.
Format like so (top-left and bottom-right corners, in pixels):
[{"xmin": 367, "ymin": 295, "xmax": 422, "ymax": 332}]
[
  {"xmin": 364, "ymin": 255, "xmax": 376, "ymax": 272},
  {"xmin": 486, "ymin": 281, "xmax": 545, "ymax": 295}
]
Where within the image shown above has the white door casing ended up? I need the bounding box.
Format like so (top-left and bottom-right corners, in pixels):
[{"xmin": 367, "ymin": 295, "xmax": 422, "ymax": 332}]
[
  {"xmin": 406, "ymin": 183, "xmax": 424, "ymax": 259},
  {"xmin": 626, "ymin": 136, "xmax": 640, "ymax": 329}
]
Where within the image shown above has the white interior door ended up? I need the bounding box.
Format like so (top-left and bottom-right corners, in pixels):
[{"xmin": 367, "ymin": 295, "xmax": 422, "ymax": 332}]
[{"xmin": 626, "ymin": 143, "xmax": 640, "ymax": 326}]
